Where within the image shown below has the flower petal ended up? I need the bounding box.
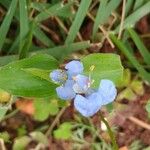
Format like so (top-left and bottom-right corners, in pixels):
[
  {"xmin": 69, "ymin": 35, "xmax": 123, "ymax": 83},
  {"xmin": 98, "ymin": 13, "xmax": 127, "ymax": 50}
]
[
  {"xmin": 56, "ymin": 80, "xmax": 76, "ymax": 100},
  {"xmin": 98, "ymin": 79, "xmax": 117, "ymax": 105},
  {"xmin": 50, "ymin": 69, "xmax": 67, "ymax": 84},
  {"xmin": 73, "ymin": 75, "xmax": 89, "ymax": 93},
  {"xmin": 65, "ymin": 60, "xmax": 83, "ymax": 77},
  {"xmin": 74, "ymin": 93, "xmax": 102, "ymax": 117}
]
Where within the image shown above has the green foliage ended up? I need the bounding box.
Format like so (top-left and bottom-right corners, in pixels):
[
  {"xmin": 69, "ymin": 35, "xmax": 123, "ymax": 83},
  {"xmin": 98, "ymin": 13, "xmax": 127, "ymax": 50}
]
[
  {"xmin": 110, "ymin": 33, "xmax": 150, "ymax": 83},
  {"xmin": 117, "ymin": 69, "xmax": 144, "ymax": 101},
  {"xmin": 65, "ymin": 0, "xmax": 92, "ymax": 44},
  {"xmin": 115, "ymin": 1, "xmax": 150, "ymax": 32},
  {"xmin": 0, "ymin": 0, "xmax": 18, "ymax": 52},
  {"xmin": 54, "ymin": 122, "xmax": 72, "ymax": 140},
  {"xmin": 145, "ymin": 100, "xmax": 150, "ymax": 118},
  {"xmin": 0, "ymin": 54, "xmax": 58, "ymax": 97},
  {"xmin": 13, "ymin": 136, "xmax": 31, "ymax": 150},
  {"xmin": 93, "ymin": 0, "xmax": 121, "ymax": 37},
  {"xmin": 0, "ymin": 132, "xmax": 10, "ymax": 142},
  {"xmin": 0, "ymin": 106, "xmax": 9, "ymax": 121},
  {"xmin": 33, "ymin": 98, "xmax": 59, "ymax": 121},
  {"xmin": 81, "ymin": 53, "xmax": 123, "ymax": 87}
]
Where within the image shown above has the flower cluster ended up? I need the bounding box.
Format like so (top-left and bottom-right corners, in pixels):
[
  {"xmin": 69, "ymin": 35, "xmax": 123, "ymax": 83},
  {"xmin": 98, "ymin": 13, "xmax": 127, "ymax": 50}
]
[{"xmin": 50, "ymin": 60, "xmax": 117, "ymax": 117}]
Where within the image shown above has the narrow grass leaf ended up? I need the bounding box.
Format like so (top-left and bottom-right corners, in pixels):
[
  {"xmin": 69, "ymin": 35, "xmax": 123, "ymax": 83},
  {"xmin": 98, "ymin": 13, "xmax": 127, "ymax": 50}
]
[
  {"xmin": 19, "ymin": 0, "xmax": 29, "ymax": 51},
  {"xmin": 65, "ymin": 0, "xmax": 92, "ymax": 44},
  {"xmin": 19, "ymin": 22, "xmax": 34, "ymax": 59},
  {"xmin": 92, "ymin": 0, "xmax": 108, "ymax": 37},
  {"xmin": 0, "ymin": 0, "xmax": 18, "ymax": 52},
  {"xmin": 133, "ymin": 0, "xmax": 144, "ymax": 10},
  {"xmin": 33, "ymin": 25, "xmax": 55, "ymax": 47},
  {"xmin": 110, "ymin": 34, "xmax": 150, "ymax": 82},
  {"xmin": 127, "ymin": 28, "xmax": 150, "ymax": 65},
  {"xmin": 115, "ymin": 1, "xmax": 150, "ymax": 32},
  {"xmin": 0, "ymin": 41, "xmax": 90, "ymax": 66},
  {"xmin": 40, "ymin": 41, "xmax": 90, "ymax": 60},
  {"xmin": 35, "ymin": 1, "xmax": 74, "ymax": 22},
  {"xmin": 93, "ymin": 0, "xmax": 121, "ymax": 37},
  {"xmin": 125, "ymin": 0, "xmax": 134, "ymax": 16}
]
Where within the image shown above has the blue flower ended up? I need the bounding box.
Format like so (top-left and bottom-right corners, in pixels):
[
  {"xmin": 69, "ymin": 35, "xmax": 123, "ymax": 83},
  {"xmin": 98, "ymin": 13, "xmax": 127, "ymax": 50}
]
[
  {"xmin": 56, "ymin": 80, "xmax": 76, "ymax": 100},
  {"xmin": 65, "ymin": 60, "xmax": 84, "ymax": 78},
  {"xmin": 73, "ymin": 74, "xmax": 90, "ymax": 94},
  {"xmin": 74, "ymin": 93, "xmax": 103, "ymax": 117},
  {"xmin": 50, "ymin": 60, "xmax": 84, "ymax": 100},
  {"xmin": 50, "ymin": 69, "xmax": 67, "ymax": 84},
  {"xmin": 98, "ymin": 79, "xmax": 117, "ymax": 105},
  {"xmin": 50, "ymin": 60, "xmax": 117, "ymax": 117},
  {"xmin": 74, "ymin": 79, "xmax": 117, "ymax": 117}
]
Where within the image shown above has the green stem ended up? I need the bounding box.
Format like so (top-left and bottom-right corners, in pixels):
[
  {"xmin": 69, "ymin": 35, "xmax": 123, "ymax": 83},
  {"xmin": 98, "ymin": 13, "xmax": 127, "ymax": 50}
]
[{"xmin": 99, "ymin": 112, "xmax": 119, "ymax": 150}]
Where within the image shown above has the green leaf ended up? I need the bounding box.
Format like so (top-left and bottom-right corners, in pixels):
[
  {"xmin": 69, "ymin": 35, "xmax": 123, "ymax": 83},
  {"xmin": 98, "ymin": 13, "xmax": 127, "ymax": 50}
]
[
  {"xmin": 33, "ymin": 98, "xmax": 52, "ymax": 121},
  {"xmin": 65, "ymin": 0, "xmax": 92, "ymax": 44},
  {"xmin": 145, "ymin": 100, "xmax": 150, "ymax": 113},
  {"xmin": 117, "ymin": 88, "xmax": 137, "ymax": 101},
  {"xmin": 0, "ymin": 0, "xmax": 18, "ymax": 52},
  {"xmin": 54, "ymin": 122, "xmax": 72, "ymax": 140},
  {"xmin": 13, "ymin": 136, "xmax": 31, "ymax": 150},
  {"xmin": 0, "ymin": 54, "xmax": 58, "ymax": 97},
  {"xmin": 0, "ymin": 106, "xmax": 9, "ymax": 121},
  {"xmin": 24, "ymin": 68, "xmax": 50, "ymax": 81},
  {"xmin": 131, "ymin": 80, "xmax": 144, "ymax": 96},
  {"xmin": 30, "ymin": 131, "xmax": 49, "ymax": 145},
  {"xmin": 81, "ymin": 53, "xmax": 123, "ymax": 87},
  {"xmin": 0, "ymin": 132, "xmax": 10, "ymax": 142},
  {"xmin": 6, "ymin": 54, "xmax": 58, "ymax": 69},
  {"xmin": 117, "ymin": 69, "xmax": 131, "ymax": 88}
]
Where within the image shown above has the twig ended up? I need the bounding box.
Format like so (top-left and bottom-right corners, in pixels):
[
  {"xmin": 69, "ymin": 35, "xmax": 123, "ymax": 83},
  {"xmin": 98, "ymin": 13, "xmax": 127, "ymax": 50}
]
[
  {"xmin": 128, "ymin": 116, "xmax": 150, "ymax": 130},
  {"xmin": 87, "ymin": 12, "xmax": 114, "ymax": 48},
  {"xmin": 45, "ymin": 106, "xmax": 67, "ymax": 136},
  {"xmin": 99, "ymin": 112, "xmax": 119, "ymax": 150},
  {"xmin": 118, "ymin": 0, "xmax": 126, "ymax": 39}
]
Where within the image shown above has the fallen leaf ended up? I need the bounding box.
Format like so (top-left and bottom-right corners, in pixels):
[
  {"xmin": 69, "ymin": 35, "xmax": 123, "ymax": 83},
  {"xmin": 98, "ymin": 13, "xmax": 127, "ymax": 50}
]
[{"xmin": 15, "ymin": 99, "xmax": 34, "ymax": 115}]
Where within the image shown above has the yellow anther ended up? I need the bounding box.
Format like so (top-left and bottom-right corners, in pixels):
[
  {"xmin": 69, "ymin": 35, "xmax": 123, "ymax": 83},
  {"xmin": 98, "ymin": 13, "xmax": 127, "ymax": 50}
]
[
  {"xmin": 89, "ymin": 65, "xmax": 95, "ymax": 71},
  {"xmin": 72, "ymin": 76, "xmax": 77, "ymax": 81}
]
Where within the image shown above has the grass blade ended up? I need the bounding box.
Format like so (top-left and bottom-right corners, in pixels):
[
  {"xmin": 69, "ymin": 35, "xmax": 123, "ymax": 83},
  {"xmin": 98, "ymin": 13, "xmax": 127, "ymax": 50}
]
[
  {"xmin": 65, "ymin": 0, "xmax": 92, "ymax": 44},
  {"xmin": 115, "ymin": 1, "xmax": 150, "ymax": 32},
  {"xmin": 125, "ymin": 0, "xmax": 134, "ymax": 16},
  {"xmin": 93, "ymin": 0, "xmax": 121, "ymax": 37},
  {"xmin": 0, "ymin": 41, "xmax": 90, "ymax": 66},
  {"xmin": 127, "ymin": 28, "xmax": 150, "ymax": 65},
  {"xmin": 133, "ymin": 0, "xmax": 144, "ymax": 10},
  {"xmin": 33, "ymin": 25, "xmax": 55, "ymax": 47},
  {"xmin": 110, "ymin": 34, "xmax": 150, "ymax": 82},
  {"xmin": 19, "ymin": 22, "xmax": 34, "ymax": 59},
  {"xmin": 19, "ymin": 0, "xmax": 29, "ymax": 51},
  {"xmin": 92, "ymin": 0, "xmax": 108, "ymax": 37},
  {"xmin": 35, "ymin": 1, "xmax": 74, "ymax": 22},
  {"xmin": 0, "ymin": 0, "xmax": 18, "ymax": 52}
]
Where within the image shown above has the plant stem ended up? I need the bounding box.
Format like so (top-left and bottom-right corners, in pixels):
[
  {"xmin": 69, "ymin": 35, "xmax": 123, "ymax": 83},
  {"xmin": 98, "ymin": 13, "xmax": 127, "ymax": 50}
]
[
  {"xmin": 99, "ymin": 112, "xmax": 119, "ymax": 150},
  {"xmin": 45, "ymin": 106, "xmax": 67, "ymax": 136}
]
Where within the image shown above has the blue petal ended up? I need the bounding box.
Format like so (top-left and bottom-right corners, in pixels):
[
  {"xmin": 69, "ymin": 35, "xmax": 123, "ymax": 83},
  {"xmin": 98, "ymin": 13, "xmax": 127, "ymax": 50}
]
[
  {"xmin": 74, "ymin": 93, "xmax": 102, "ymax": 117},
  {"xmin": 56, "ymin": 80, "xmax": 76, "ymax": 100},
  {"xmin": 50, "ymin": 69, "xmax": 67, "ymax": 84},
  {"xmin": 98, "ymin": 79, "xmax": 117, "ymax": 105},
  {"xmin": 65, "ymin": 60, "xmax": 83, "ymax": 78},
  {"xmin": 73, "ymin": 75, "xmax": 89, "ymax": 93}
]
